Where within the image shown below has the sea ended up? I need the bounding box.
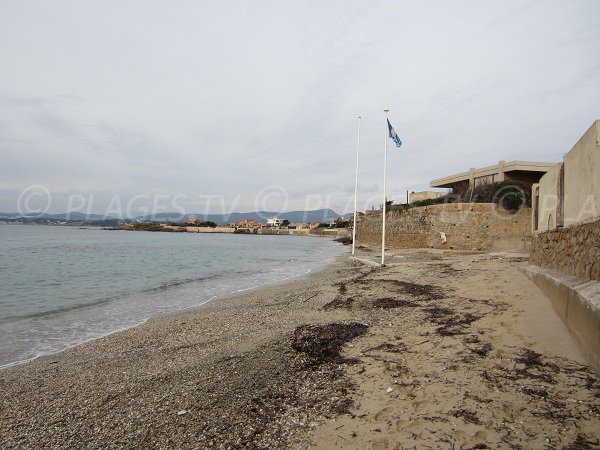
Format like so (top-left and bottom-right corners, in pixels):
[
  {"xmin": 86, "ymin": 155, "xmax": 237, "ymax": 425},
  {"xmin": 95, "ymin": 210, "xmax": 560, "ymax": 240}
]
[{"xmin": 0, "ymin": 225, "xmax": 347, "ymax": 369}]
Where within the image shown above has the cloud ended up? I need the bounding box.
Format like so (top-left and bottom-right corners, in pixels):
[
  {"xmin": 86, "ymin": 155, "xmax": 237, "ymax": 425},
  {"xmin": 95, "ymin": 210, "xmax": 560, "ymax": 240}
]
[{"xmin": 0, "ymin": 0, "xmax": 599, "ymax": 215}]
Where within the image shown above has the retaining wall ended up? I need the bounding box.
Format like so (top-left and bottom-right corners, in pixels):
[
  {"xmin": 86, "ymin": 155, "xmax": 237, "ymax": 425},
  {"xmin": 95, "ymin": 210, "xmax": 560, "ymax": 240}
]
[
  {"xmin": 357, "ymin": 203, "xmax": 531, "ymax": 251},
  {"xmin": 530, "ymin": 217, "xmax": 600, "ymax": 281}
]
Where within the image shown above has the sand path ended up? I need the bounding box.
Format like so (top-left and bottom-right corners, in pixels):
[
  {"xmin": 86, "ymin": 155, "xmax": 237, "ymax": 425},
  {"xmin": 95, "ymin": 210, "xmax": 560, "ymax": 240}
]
[{"xmin": 308, "ymin": 249, "xmax": 598, "ymax": 449}]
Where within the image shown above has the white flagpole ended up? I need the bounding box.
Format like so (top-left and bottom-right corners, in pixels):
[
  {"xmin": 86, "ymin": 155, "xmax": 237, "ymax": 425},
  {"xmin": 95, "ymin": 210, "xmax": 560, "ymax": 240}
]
[
  {"xmin": 351, "ymin": 116, "xmax": 361, "ymax": 256},
  {"xmin": 381, "ymin": 109, "xmax": 389, "ymax": 266}
]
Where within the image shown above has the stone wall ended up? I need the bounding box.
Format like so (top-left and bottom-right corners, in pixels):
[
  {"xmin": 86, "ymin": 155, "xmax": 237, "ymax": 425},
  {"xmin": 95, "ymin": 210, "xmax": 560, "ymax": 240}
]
[
  {"xmin": 530, "ymin": 217, "xmax": 600, "ymax": 281},
  {"xmin": 357, "ymin": 203, "xmax": 531, "ymax": 251}
]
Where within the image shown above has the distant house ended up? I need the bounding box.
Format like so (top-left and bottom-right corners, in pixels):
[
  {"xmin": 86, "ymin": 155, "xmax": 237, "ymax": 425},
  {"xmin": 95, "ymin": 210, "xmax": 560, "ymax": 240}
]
[
  {"xmin": 330, "ymin": 217, "xmax": 349, "ymax": 228},
  {"xmin": 266, "ymin": 218, "xmax": 284, "ymax": 228},
  {"xmin": 430, "ymin": 160, "xmax": 555, "ymax": 195},
  {"xmin": 230, "ymin": 219, "xmax": 261, "ymax": 229},
  {"xmin": 187, "ymin": 217, "xmax": 200, "ymax": 225}
]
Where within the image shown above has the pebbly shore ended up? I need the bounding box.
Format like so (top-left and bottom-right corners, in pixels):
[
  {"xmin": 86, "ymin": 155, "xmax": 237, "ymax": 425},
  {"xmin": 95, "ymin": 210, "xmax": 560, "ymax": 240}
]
[{"xmin": 1, "ymin": 249, "xmax": 598, "ymax": 449}]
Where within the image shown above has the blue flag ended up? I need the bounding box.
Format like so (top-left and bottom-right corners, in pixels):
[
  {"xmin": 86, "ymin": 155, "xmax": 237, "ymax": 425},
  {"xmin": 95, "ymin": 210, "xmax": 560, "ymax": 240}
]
[{"xmin": 387, "ymin": 119, "xmax": 402, "ymax": 148}]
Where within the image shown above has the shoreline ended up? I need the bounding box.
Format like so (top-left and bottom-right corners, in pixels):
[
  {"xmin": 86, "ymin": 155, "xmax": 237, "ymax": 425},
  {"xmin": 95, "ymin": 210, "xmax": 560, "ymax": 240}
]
[
  {"xmin": 1, "ymin": 249, "xmax": 598, "ymax": 448},
  {"xmin": 0, "ymin": 248, "xmax": 346, "ymax": 372}
]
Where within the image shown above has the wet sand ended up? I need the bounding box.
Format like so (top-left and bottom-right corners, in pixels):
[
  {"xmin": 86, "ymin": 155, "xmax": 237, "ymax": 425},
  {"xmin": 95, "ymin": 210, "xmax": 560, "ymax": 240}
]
[{"xmin": 1, "ymin": 249, "xmax": 598, "ymax": 449}]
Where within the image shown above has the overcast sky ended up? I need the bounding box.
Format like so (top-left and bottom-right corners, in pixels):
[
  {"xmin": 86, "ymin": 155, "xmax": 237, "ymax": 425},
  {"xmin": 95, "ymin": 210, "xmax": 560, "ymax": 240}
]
[{"xmin": 1, "ymin": 0, "xmax": 599, "ymax": 216}]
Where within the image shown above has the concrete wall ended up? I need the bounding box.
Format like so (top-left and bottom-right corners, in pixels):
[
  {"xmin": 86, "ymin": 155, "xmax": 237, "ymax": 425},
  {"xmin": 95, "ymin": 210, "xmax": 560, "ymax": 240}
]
[
  {"xmin": 521, "ymin": 265, "xmax": 600, "ymax": 374},
  {"xmin": 258, "ymin": 228, "xmax": 349, "ymax": 237},
  {"xmin": 309, "ymin": 228, "xmax": 349, "ymax": 237},
  {"xmin": 525, "ymin": 121, "xmax": 600, "ymax": 373},
  {"xmin": 535, "ymin": 163, "xmax": 562, "ymax": 232},
  {"xmin": 357, "ymin": 203, "xmax": 531, "ymax": 251},
  {"xmin": 184, "ymin": 226, "xmax": 235, "ymax": 233},
  {"xmin": 530, "ymin": 217, "xmax": 600, "ymax": 281},
  {"xmin": 564, "ymin": 120, "xmax": 600, "ymax": 227},
  {"xmin": 533, "ymin": 120, "xmax": 599, "ymax": 232}
]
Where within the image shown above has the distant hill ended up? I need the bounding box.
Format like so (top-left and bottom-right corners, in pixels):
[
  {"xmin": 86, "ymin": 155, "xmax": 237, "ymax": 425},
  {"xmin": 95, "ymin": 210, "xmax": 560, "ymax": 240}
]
[
  {"xmin": 46, "ymin": 212, "xmax": 118, "ymax": 221},
  {"xmin": 0, "ymin": 212, "xmax": 118, "ymax": 221},
  {"xmin": 0, "ymin": 208, "xmax": 352, "ymax": 224},
  {"xmin": 135, "ymin": 209, "xmax": 351, "ymax": 224}
]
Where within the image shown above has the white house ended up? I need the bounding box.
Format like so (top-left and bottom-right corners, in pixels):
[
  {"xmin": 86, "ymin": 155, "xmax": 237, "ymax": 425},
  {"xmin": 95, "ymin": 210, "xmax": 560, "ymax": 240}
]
[{"xmin": 266, "ymin": 218, "xmax": 284, "ymax": 227}]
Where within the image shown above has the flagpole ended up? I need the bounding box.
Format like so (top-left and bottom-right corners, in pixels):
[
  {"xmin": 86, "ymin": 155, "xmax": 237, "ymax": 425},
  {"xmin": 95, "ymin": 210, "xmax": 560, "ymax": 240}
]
[
  {"xmin": 351, "ymin": 116, "xmax": 361, "ymax": 256},
  {"xmin": 382, "ymin": 109, "xmax": 389, "ymax": 266}
]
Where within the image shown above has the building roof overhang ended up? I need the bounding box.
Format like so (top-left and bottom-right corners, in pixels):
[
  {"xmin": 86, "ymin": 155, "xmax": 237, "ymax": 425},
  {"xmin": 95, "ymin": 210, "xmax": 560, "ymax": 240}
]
[{"xmin": 430, "ymin": 160, "xmax": 557, "ymax": 188}]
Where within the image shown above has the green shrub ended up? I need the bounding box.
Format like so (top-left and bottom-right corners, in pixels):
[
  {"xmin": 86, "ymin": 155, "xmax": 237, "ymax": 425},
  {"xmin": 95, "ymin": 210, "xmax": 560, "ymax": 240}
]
[
  {"xmin": 396, "ymin": 181, "xmax": 531, "ymax": 212},
  {"xmin": 198, "ymin": 221, "xmax": 218, "ymax": 228},
  {"xmin": 471, "ymin": 180, "xmax": 531, "ymax": 209}
]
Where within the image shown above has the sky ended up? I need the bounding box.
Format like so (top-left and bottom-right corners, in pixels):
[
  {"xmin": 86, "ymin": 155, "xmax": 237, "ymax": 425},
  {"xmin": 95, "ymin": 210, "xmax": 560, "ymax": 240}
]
[{"xmin": 1, "ymin": 0, "xmax": 599, "ymax": 217}]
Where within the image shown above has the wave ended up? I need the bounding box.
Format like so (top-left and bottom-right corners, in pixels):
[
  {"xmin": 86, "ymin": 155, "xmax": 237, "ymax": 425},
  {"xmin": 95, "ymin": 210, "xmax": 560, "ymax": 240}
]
[{"xmin": 0, "ymin": 273, "xmax": 222, "ymax": 324}]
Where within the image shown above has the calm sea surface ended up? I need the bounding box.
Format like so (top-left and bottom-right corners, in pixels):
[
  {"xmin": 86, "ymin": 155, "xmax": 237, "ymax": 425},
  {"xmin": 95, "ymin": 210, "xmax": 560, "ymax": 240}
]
[{"xmin": 0, "ymin": 225, "xmax": 346, "ymax": 368}]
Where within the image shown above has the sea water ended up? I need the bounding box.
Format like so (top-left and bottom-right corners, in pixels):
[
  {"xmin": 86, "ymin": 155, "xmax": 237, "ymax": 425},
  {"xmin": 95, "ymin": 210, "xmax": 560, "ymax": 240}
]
[{"xmin": 0, "ymin": 225, "xmax": 346, "ymax": 368}]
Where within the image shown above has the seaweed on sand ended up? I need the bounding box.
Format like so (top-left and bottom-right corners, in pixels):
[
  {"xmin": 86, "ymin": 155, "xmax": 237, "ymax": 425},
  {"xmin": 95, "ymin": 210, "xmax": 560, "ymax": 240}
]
[
  {"xmin": 323, "ymin": 295, "xmax": 356, "ymax": 310},
  {"xmin": 470, "ymin": 342, "xmax": 493, "ymax": 357},
  {"xmin": 372, "ymin": 297, "xmax": 417, "ymax": 309},
  {"xmin": 426, "ymin": 262, "xmax": 463, "ymax": 276},
  {"xmin": 291, "ymin": 322, "xmax": 368, "ymax": 365},
  {"xmin": 423, "ymin": 305, "xmax": 481, "ymax": 336},
  {"xmin": 331, "ymin": 267, "xmax": 377, "ymax": 297},
  {"xmin": 364, "ymin": 342, "xmax": 408, "ymax": 354},
  {"xmin": 363, "ymin": 279, "xmax": 447, "ymax": 301},
  {"xmin": 562, "ymin": 435, "xmax": 600, "ymax": 450},
  {"xmin": 451, "ymin": 408, "xmax": 482, "ymax": 425},
  {"xmin": 514, "ymin": 349, "xmax": 560, "ymax": 384}
]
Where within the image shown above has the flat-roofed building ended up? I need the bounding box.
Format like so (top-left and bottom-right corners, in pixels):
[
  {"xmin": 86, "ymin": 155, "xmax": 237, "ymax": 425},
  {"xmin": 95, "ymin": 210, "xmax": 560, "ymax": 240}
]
[{"xmin": 430, "ymin": 160, "xmax": 555, "ymax": 194}]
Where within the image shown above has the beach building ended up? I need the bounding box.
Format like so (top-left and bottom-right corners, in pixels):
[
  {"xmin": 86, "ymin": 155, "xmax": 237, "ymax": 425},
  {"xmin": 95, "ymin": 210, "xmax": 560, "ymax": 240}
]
[{"xmin": 430, "ymin": 160, "xmax": 555, "ymax": 194}]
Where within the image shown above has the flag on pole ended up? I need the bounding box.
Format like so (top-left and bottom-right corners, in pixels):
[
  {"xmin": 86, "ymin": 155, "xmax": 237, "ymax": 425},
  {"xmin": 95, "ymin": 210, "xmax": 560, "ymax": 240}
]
[{"xmin": 387, "ymin": 119, "xmax": 402, "ymax": 148}]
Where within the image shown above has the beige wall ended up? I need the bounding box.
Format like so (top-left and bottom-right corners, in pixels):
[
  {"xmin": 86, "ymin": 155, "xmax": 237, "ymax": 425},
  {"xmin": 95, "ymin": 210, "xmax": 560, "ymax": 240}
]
[
  {"xmin": 533, "ymin": 120, "xmax": 600, "ymax": 232},
  {"xmin": 358, "ymin": 203, "xmax": 531, "ymax": 251},
  {"xmin": 184, "ymin": 226, "xmax": 235, "ymax": 233},
  {"xmin": 409, "ymin": 191, "xmax": 446, "ymax": 203},
  {"xmin": 563, "ymin": 120, "xmax": 600, "ymax": 226},
  {"xmin": 535, "ymin": 163, "xmax": 562, "ymax": 232}
]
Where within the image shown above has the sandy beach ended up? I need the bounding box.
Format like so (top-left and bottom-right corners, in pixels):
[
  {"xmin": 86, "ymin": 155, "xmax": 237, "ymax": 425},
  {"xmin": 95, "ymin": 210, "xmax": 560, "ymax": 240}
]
[{"xmin": 1, "ymin": 249, "xmax": 598, "ymax": 449}]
